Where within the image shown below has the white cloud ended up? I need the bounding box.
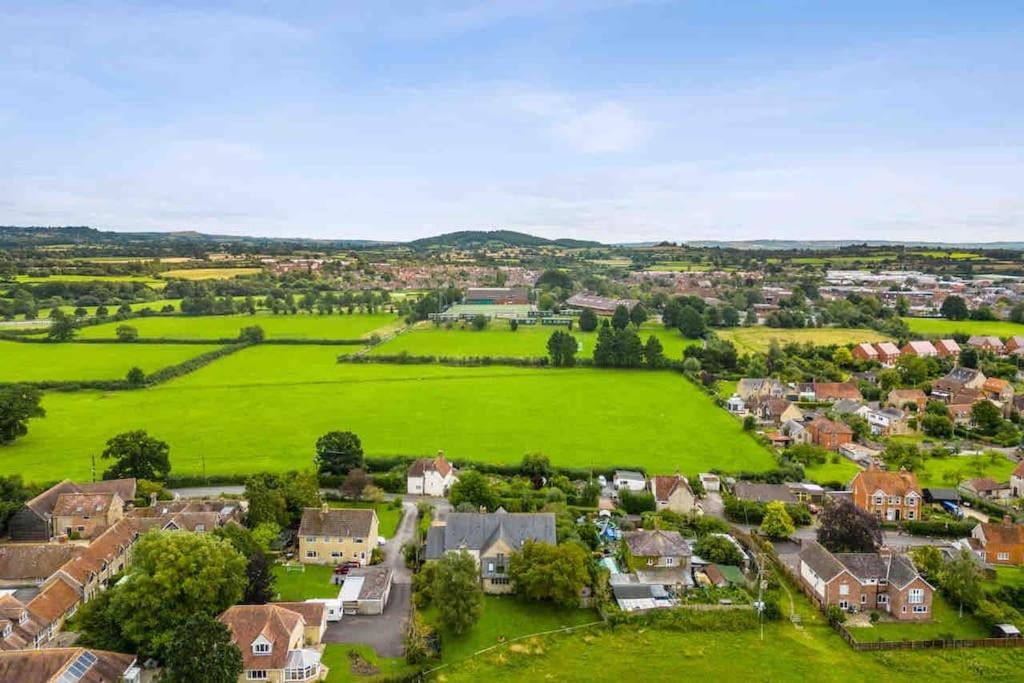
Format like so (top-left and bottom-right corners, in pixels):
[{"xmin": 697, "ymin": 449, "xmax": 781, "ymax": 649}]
[{"xmin": 553, "ymin": 102, "xmax": 652, "ymax": 153}]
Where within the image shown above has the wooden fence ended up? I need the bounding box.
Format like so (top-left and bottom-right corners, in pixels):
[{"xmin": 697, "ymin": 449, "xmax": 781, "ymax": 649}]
[{"xmin": 835, "ymin": 624, "xmax": 1024, "ymax": 651}]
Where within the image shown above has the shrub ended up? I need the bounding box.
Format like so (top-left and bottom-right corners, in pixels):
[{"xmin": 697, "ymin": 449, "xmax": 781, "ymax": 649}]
[
  {"xmin": 618, "ymin": 490, "xmax": 656, "ymax": 514},
  {"xmin": 826, "ymin": 604, "xmax": 847, "ymax": 626}
]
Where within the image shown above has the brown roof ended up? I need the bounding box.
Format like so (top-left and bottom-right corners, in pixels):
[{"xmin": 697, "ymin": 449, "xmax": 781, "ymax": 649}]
[
  {"xmin": 966, "ymin": 477, "xmax": 1009, "ymax": 493},
  {"xmin": 0, "ymin": 647, "xmax": 135, "ymax": 683},
  {"xmin": 0, "ymin": 594, "xmax": 45, "ymax": 650},
  {"xmin": 164, "ymin": 511, "xmax": 221, "ymax": 532},
  {"xmin": 219, "ymin": 604, "xmax": 304, "ymax": 671},
  {"xmin": 853, "ymin": 468, "xmax": 921, "ymax": 497},
  {"xmin": 1012, "ymin": 460, "xmax": 1024, "ymax": 478},
  {"xmin": 298, "ymin": 507, "xmax": 376, "ymax": 539},
  {"xmin": 889, "ymin": 389, "xmax": 926, "ymax": 402},
  {"xmin": 935, "ymin": 339, "xmax": 961, "ymax": 354},
  {"xmin": 0, "ymin": 544, "xmax": 83, "ymax": 582},
  {"xmin": 978, "ymin": 521, "xmax": 1024, "ymax": 547},
  {"xmin": 23, "ymin": 481, "xmax": 80, "ymax": 519},
  {"xmin": 273, "ymin": 602, "xmax": 325, "ymax": 629},
  {"xmin": 78, "ymin": 478, "xmax": 137, "ymax": 504},
  {"xmin": 58, "ymin": 518, "xmax": 139, "ymax": 586},
  {"xmin": 26, "ymin": 575, "xmax": 80, "ymax": 625},
  {"xmin": 875, "ymin": 342, "xmax": 901, "ymax": 355},
  {"xmin": 808, "ymin": 415, "xmax": 854, "ymax": 436},
  {"xmin": 984, "ymin": 378, "xmax": 1011, "ymax": 393},
  {"xmin": 407, "ymin": 453, "xmax": 453, "ymax": 478},
  {"xmin": 52, "ymin": 493, "xmax": 117, "ymax": 518},
  {"xmin": 651, "ymin": 475, "xmax": 691, "ymax": 502},
  {"xmin": 812, "ymin": 382, "xmax": 862, "ymax": 401}
]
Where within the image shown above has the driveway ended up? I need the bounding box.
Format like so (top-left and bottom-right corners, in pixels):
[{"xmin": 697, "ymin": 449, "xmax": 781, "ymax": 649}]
[{"xmin": 323, "ymin": 501, "xmax": 417, "ymax": 658}]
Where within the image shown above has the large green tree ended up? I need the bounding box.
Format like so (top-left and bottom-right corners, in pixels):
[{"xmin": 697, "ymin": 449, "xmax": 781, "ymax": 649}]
[
  {"xmin": 47, "ymin": 311, "xmax": 77, "ymax": 341},
  {"xmin": 509, "ymin": 541, "xmax": 589, "ymax": 606},
  {"xmin": 940, "ymin": 295, "xmax": 970, "ymax": 321},
  {"xmin": 448, "ymin": 470, "xmax": 497, "ymax": 511},
  {"xmin": 759, "ymin": 501, "xmax": 795, "ymax": 540},
  {"xmin": 162, "ymin": 613, "xmax": 243, "ymax": 683},
  {"xmin": 678, "ymin": 306, "xmax": 706, "ymax": 339},
  {"xmin": 939, "ymin": 548, "xmax": 984, "ymax": 614},
  {"xmin": 315, "ymin": 430, "xmax": 364, "ymax": 475},
  {"xmin": 433, "ymin": 550, "xmax": 484, "ymax": 635},
  {"xmin": 546, "ymin": 330, "xmax": 578, "ymax": 367},
  {"xmin": 692, "ymin": 535, "xmax": 743, "ymax": 566},
  {"xmin": 100, "ymin": 430, "xmax": 171, "ymax": 480},
  {"xmin": 611, "ymin": 305, "xmax": 630, "ymax": 331},
  {"xmin": 578, "ymin": 308, "xmax": 598, "ymax": 332},
  {"xmin": 0, "ymin": 385, "xmax": 45, "ymax": 445},
  {"xmin": 971, "ymin": 400, "xmax": 1004, "ymax": 436},
  {"xmin": 816, "ymin": 499, "xmax": 881, "ymax": 553}
]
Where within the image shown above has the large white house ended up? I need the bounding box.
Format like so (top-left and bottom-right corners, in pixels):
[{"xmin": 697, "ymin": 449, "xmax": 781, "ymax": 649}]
[{"xmin": 406, "ymin": 452, "xmax": 458, "ymax": 497}]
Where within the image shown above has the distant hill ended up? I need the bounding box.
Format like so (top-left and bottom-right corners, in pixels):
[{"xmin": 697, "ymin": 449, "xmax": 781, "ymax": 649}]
[
  {"xmin": 407, "ymin": 230, "xmax": 601, "ymax": 250},
  {"xmin": 685, "ymin": 239, "xmax": 1024, "ymax": 251},
  {"xmin": 0, "ymin": 226, "xmax": 390, "ymax": 250}
]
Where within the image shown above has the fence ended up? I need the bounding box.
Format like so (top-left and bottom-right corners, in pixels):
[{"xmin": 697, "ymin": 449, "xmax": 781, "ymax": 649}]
[{"xmin": 835, "ymin": 624, "xmax": 1024, "ymax": 651}]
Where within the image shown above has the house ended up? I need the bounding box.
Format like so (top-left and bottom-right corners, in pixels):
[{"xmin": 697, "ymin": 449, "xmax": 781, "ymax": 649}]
[
  {"xmin": 901, "ymin": 340, "xmax": 937, "ymax": 358},
  {"xmin": 425, "ymin": 511, "xmax": 556, "ymax": 593},
  {"xmin": 887, "ymin": 389, "xmax": 927, "ymax": 412},
  {"xmin": 967, "ymin": 335, "xmax": 1005, "ymax": 354},
  {"xmin": 464, "ymin": 287, "xmax": 529, "ymax": 305},
  {"xmin": 949, "ymin": 403, "xmax": 975, "ymax": 426},
  {"xmin": 781, "ymin": 419, "xmax": 811, "ymax": 445},
  {"xmin": 750, "ymin": 397, "xmax": 803, "ymax": 425},
  {"xmin": 934, "ymin": 339, "xmax": 961, "ymax": 358},
  {"xmin": 614, "ymin": 470, "xmax": 647, "ymax": 492},
  {"xmin": 0, "ymin": 544, "xmax": 82, "ymax": 588},
  {"xmin": 649, "ymin": 475, "xmax": 696, "ymax": 514},
  {"xmin": 336, "ymin": 565, "xmax": 393, "ymax": 615},
  {"xmin": 811, "ymin": 382, "xmax": 863, "ymax": 402},
  {"xmin": 874, "ymin": 342, "xmax": 902, "ymax": 365},
  {"xmin": 406, "ymin": 452, "xmax": 458, "ymax": 497},
  {"xmin": 272, "ymin": 602, "xmax": 328, "ymax": 643},
  {"xmin": 732, "ymin": 482, "xmax": 797, "ymax": 504},
  {"xmin": 24, "ymin": 576, "xmax": 82, "ymax": 647},
  {"xmin": 622, "ymin": 530, "xmax": 692, "ymax": 587},
  {"xmin": 961, "ymin": 478, "xmax": 1013, "ymax": 501},
  {"xmin": 1011, "ymin": 461, "xmax": 1024, "ymax": 498},
  {"xmin": 0, "ymin": 593, "xmax": 48, "ymax": 651},
  {"xmin": 0, "ymin": 648, "xmax": 139, "ymax": 683},
  {"xmin": 806, "ymin": 416, "xmax": 854, "ymax": 451},
  {"xmin": 298, "ymin": 506, "xmax": 379, "ymax": 566},
  {"xmin": 832, "ymin": 398, "xmax": 868, "ymax": 417},
  {"xmin": 7, "ymin": 479, "xmax": 135, "ymax": 542},
  {"xmin": 735, "ymin": 378, "xmax": 786, "ymax": 402},
  {"xmin": 797, "ymin": 541, "xmax": 933, "ymax": 620},
  {"xmin": 698, "ymin": 473, "xmax": 721, "ymax": 493},
  {"xmin": 219, "ymin": 604, "xmax": 328, "ymax": 683},
  {"xmin": 850, "ymin": 467, "xmax": 922, "ymax": 522},
  {"xmin": 51, "ymin": 493, "xmax": 124, "ymax": 540},
  {"xmin": 971, "ymin": 518, "xmax": 1024, "ymax": 565},
  {"xmin": 852, "ymin": 343, "xmax": 879, "ymax": 362},
  {"xmin": 1006, "ymin": 336, "xmax": 1024, "ymax": 354},
  {"xmin": 932, "ymin": 367, "xmax": 987, "ymax": 402},
  {"xmin": 866, "ymin": 407, "xmax": 911, "ymax": 437},
  {"xmin": 983, "ymin": 377, "xmax": 1014, "ymax": 405}
]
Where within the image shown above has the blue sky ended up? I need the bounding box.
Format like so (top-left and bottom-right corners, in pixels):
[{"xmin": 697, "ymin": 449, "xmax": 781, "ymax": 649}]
[{"xmin": 2, "ymin": 1, "xmax": 1023, "ymax": 243}]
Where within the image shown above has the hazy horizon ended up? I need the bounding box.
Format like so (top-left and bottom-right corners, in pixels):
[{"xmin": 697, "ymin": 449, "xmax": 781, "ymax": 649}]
[{"xmin": 3, "ymin": 1, "xmax": 1023, "ymax": 243}]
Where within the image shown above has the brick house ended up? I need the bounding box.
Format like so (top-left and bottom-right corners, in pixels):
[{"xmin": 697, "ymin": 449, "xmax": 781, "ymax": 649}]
[
  {"xmin": 806, "ymin": 416, "xmax": 854, "ymax": 451},
  {"xmin": 971, "ymin": 518, "xmax": 1024, "ymax": 565},
  {"xmin": 1006, "ymin": 336, "xmax": 1024, "ymax": 355},
  {"xmin": 298, "ymin": 506, "xmax": 379, "ymax": 566},
  {"xmin": 649, "ymin": 475, "xmax": 696, "ymax": 514},
  {"xmin": 851, "ymin": 467, "xmax": 922, "ymax": 522},
  {"xmin": 887, "ymin": 388, "xmax": 927, "ymax": 412},
  {"xmin": 967, "ymin": 335, "xmax": 1005, "ymax": 354},
  {"xmin": 874, "ymin": 342, "xmax": 902, "ymax": 366},
  {"xmin": 901, "ymin": 340, "xmax": 937, "ymax": 358},
  {"xmin": 852, "ymin": 343, "xmax": 879, "ymax": 362},
  {"xmin": 934, "ymin": 339, "xmax": 961, "ymax": 358},
  {"xmin": 798, "ymin": 541, "xmax": 934, "ymax": 620}
]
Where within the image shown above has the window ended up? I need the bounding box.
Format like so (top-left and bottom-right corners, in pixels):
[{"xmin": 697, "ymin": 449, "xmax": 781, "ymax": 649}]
[
  {"xmin": 253, "ymin": 641, "xmax": 271, "ymax": 655},
  {"xmin": 901, "ymin": 605, "xmax": 907, "ymax": 613},
  {"xmin": 355, "ymin": 538, "xmax": 364, "ymax": 544},
  {"xmin": 331, "ymin": 551, "xmax": 342, "ymax": 558},
  {"xmin": 2, "ymin": 625, "xmax": 10, "ymax": 638},
  {"xmin": 838, "ymin": 600, "xmax": 849, "ymax": 609},
  {"xmin": 861, "ymin": 594, "xmax": 867, "ymax": 604},
  {"xmin": 913, "ymin": 605, "xmax": 928, "ymax": 614},
  {"xmin": 305, "ymin": 536, "xmax": 315, "ymax": 542},
  {"xmin": 666, "ymin": 557, "xmax": 674, "ymax": 566},
  {"xmin": 877, "ymin": 594, "xmax": 889, "ymax": 604},
  {"xmin": 908, "ymin": 589, "xmax": 924, "ymax": 605},
  {"xmin": 487, "ymin": 562, "xmax": 495, "ymax": 573},
  {"xmin": 247, "ymin": 671, "xmax": 268, "ymax": 681},
  {"xmin": 874, "ymin": 495, "xmax": 884, "ymax": 506},
  {"xmin": 18, "ymin": 611, "xmax": 28, "ymax": 624},
  {"xmin": 195, "ymin": 524, "xmax": 205, "ymax": 533},
  {"xmin": 907, "ymin": 510, "xmax": 916, "ymax": 521},
  {"xmin": 839, "ymin": 584, "xmax": 849, "ymax": 596},
  {"xmin": 998, "ymin": 552, "xmax": 1010, "ymax": 561},
  {"xmin": 306, "ymin": 550, "xmax": 317, "ymax": 558},
  {"xmin": 77, "ymin": 526, "xmax": 85, "ymax": 532},
  {"xmin": 490, "ymin": 578, "xmax": 510, "ymax": 586}
]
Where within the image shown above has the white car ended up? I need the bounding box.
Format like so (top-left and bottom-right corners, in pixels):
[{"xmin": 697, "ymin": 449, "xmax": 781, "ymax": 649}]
[{"xmin": 378, "ymin": 536, "xmax": 386, "ymax": 546}]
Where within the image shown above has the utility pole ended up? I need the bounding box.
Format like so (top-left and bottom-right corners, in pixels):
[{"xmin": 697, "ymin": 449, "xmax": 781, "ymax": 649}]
[{"xmin": 91, "ymin": 454, "xmax": 96, "ymax": 483}]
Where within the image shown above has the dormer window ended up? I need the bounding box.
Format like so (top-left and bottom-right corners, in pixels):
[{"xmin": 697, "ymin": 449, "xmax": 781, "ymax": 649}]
[
  {"xmin": 252, "ymin": 636, "xmax": 272, "ymax": 655},
  {"xmin": 18, "ymin": 612, "xmax": 27, "ymax": 625},
  {"xmin": 3, "ymin": 624, "xmax": 11, "ymax": 637}
]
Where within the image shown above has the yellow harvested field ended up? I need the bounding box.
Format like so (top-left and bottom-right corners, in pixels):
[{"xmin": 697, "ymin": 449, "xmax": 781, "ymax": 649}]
[
  {"xmin": 161, "ymin": 267, "xmax": 262, "ymax": 280},
  {"xmin": 718, "ymin": 327, "xmax": 888, "ymax": 353}
]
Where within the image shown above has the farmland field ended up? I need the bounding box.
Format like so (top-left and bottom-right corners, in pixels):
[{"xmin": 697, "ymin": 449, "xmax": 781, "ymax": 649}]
[
  {"xmin": 369, "ymin": 321, "xmax": 699, "ymax": 359},
  {"xmin": 161, "ymin": 267, "xmax": 262, "ymax": 280},
  {"xmin": 37, "ymin": 298, "xmax": 184, "ymax": 318},
  {"xmin": 2, "ymin": 345, "xmax": 776, "ymax": 481},
  {"xmin": 76, "ymin": 312, "xmax": 401, "ymax": 340},
  {"xmin": 717, "ymin": 327, "xmax": 886, "ymax": 354},
  {"xmin": 902, "ymin": 317, "xmax": 1024, "ymax": 337},
  {"xmin": 0, "ymin": 341, "xmax": 220, "ymax": 382},
  {"xmin": 8, "ymin": 274, "xmax": 166, "ymax": 288}
]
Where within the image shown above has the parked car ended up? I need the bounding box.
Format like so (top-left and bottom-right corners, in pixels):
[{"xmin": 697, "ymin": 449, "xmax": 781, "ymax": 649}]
[{"xmin": 333, "ymin": 561, "xmax": 361, "ymax": 576}]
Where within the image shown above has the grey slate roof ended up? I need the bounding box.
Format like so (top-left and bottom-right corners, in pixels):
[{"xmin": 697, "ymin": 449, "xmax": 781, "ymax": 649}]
[
  {"xmin": 832, "ymin": 399, "xmax": 864, "ymax": 415},
  {"xmin": 732, "ymin": 482, "xmax": 797, "ymax": 504},
  {"xmin": 424, "ymin": 512, "xmax": 556, "ymax": 559},
  {"xmin": 798, "ymin": 541, "xmax": 846, "ymax": 581},
  {"xmin": 623, "ymin": 530, "xmax": 690, "ymax": 558},
  {"xmin": 799, "ymin": 540, "xmax": 925, "ymax": 589}
]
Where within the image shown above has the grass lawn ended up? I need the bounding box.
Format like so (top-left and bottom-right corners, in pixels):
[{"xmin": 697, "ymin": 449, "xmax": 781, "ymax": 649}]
[
  {"xmin": 271, "ymin": 563, "xmax": 338, "ymax": 601},
  {"xmin": 161, "ymin": 267, "xmax": 263, "ymax": 280},
  {"xmin": 322, "ymin": 644, "xmax": 416, "ymax": 682},
  {"xmin": 717, "ymin": 327, "xmax": 887, "ymax": 354},
  {"xmin": 2, "ymin": 345, "xmax": 776, "ymax": 482},
  {"xmin": 914, "ymin": 454, "xmax": 1016, "ymax": 488},
  {"xmin": 76, "ymin": 311, "xmax": 401, "ymax": 341},
  {"xmin": 329, "ymin": 501, "xmax": 402, "ymax": 538},
  {"xmin": 0, "ymin": 340, "xmax": 220, "ymax": 382},
  {"xmin": 369, "ymin": 321, "xmax": 699, "ymax": 360},
  {"xmin": 422, "ymin": 596, "xmax": 599, "ymax": 664},
  {"xmin": 804, "ymin": 458, "xmax": 862, "ymax": 485},
  {"xmin": 902, "ymin": 317, "xmax": 1024, "ymax": 338},
  {"xmin": 989, "ymin": 566, "xmax": 1024, "ymax": 592},
  {"xmin": 855, "ymin": 594, "xmax": 988, "ymax": 642}
]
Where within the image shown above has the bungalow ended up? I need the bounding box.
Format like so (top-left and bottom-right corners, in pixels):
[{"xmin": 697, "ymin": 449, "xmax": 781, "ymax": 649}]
[
  {"xmin": 971, "ymin": 518, "xmax": 1024, "ymax": 565},
  {"xmin": 336, "ymin": 565, "xmax": 393, "ymax": 615},
  {"xmin": 901, "ymin": 340, "xmax": 937, "ymax": 358},
  {"xmin": 839, "ymin": 442, "xmax": 882, "ymax": 467},
  {"xmin": 732, "ymin": 482, "xmax": 797, "ymax": 504},
  {"xmin": 934, "ymin": 339, "xmax": 961, "ymax": 358},
  {"xmin": 406, "ymin": 452, "xmax": 458, "ymax": 497},
  {"xmin": 832, "ymin": 398, "xmax": 868, "ymax": 417},
  {"xmin": 797, "ymin": 541, "xmax": 933, "ymax": 620},
  {"xmin": 621, "ymin": 530, "xmax": 692, "ymax": 588},
  {"xmin": 851, "ymin": 467, "xmax": 922, "ymax": 522},
  {"xmin": 649, "ymin": 475, "xmax": 696, "ymax": 515},
  {"xmin": 806, "ymin": 416, "xmax": 854, "ymax": 451},
  {"xmin": 425, "ymin": 511, "xmax": 556, "ymax": 593},
  {"xmin": 961, "ymin": 478, "xmax": 1013, "ymax": 501},
  {"xmin": 967, "ymin": 335, "xmax": 1005, "ymax": 354},
  {"xmin": 852, "ymin": 343, "xmax": 879, "ymax": 362},
  {"xmin": 983, "ymin": 377, "xmax": 1015, "ymax": 405},
  {"xmin": 0, "ymin": 648, "xmax": 139, "ymax": 683},
  {"xmin": 219, "ymin": 604, "xmax": 328, "ymax": 683},
  {"xmin": 874, "ymin": 342, "xmax": 902, "ymax": 366},
  {"xmin": 614, "ymin": 470, "xmax": 647, "ymax": 492},
  {"xmin": 887, "ymin": 388, "xmax": 927, "ymax": 413},
  {"xmin": 298, "ymin": 506, "xmax": 379, "ymax": 566}
]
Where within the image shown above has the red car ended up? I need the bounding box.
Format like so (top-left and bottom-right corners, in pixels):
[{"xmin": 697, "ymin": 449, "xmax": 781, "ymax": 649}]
[{"xmin": 333, "ymin": 561, "xmax": 361, "ymax": 576}]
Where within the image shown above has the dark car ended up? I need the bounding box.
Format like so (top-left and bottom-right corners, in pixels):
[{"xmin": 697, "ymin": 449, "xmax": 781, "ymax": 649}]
[{"xmin": 333, "ymin": 561, "xmax": 361, "ymax": 576}]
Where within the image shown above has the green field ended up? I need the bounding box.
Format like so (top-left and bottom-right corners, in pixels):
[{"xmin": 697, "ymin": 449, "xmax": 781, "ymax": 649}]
[
  {"xmin": 718, "ymin": 327, "xmax": 887, "ymax": 353},
  {"xmin": 0, "ymin": 341, "xmax": 220, "ymax": 382},
  {"xmin": 37, "ymin": 298, "xmax": 184, "ymax": 319},
  {"xmin": 902, "ymin": 317, "xmax": 1024, "ymax": 338},
  {"xmin": 3, "ymin": 346, "xmax": 776, "ymax": 481},
  {"xmin": 9, "ymin": 274, "xmax": 166, "ymax": 288},
  {"xmin": 271, "ymin": 563, "xmax": 337, "ymax": 601},
  {"xmin": 422, "ymin": 596, "xmax": 599, "ymax": 664},
  {"xmin": 161, "ymin": 267, "xmax": 262, "ymax": 280},
  {"xmin": 370, "ymin": 322, "xmax": 699, "ymax": 360},
  {"xmin": 76, "ymin": 312, "xmax": 401, "ymax": 341},
  {"xmin": 914, "ymin": 454, "xmax": 1016, "ymax": 488}
]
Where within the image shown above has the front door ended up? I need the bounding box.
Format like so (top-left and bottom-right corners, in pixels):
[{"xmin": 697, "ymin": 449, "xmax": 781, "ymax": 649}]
[{"xmin": 894, "ymin": 509, "xmax": 901, "ymax": 521}]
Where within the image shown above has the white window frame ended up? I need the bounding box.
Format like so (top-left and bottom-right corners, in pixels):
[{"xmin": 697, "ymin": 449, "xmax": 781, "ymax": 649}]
[
  {"xmin": 839, "ymin": 584, "xmax": 849, "ymax": 596},
  {"xmin": 247, "ymin": 671, "xmax": 268, "ymax": 681},
  {"xmin": 908, "ymin": 588, "xmax": 924, "ymax": 605},
  {"xmin": 305, "ymin": 550, "xmax": 317, "ymax": 558},
  {"xmin": 253, "ymin": 641, "xmax": 271, "ymax": 655},
  {"xmin": 913, "ymin": 605, "xmax": 928, "ymax": 613},
  {"xmin": 998, "ymin": 552, "xmax": 1010, "ymax": 561},
  {"xmin": 877, "ymin": 594, "xmax": 889, "ymax": 604}
]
